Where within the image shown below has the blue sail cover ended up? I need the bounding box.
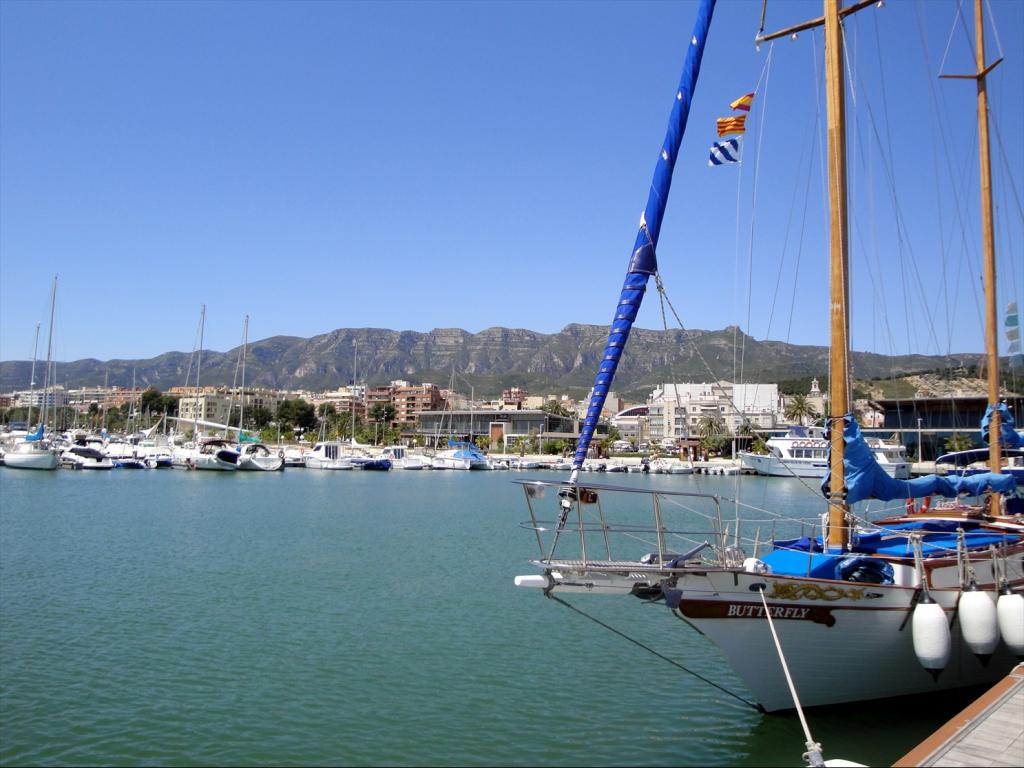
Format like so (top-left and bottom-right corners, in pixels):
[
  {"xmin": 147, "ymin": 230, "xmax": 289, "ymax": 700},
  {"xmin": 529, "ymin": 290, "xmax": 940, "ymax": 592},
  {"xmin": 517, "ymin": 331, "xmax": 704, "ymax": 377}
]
[
  {"xmin": 572, "ymin": 0, "xmax": 716, "ymax": 472},
  {"xmin": 822, "ymin": 415, "xmax": 1016, "ymax": 504},
  {"xmin": 981, "ymin": 403, "xmax": 1023, "ymax": 448},
  {"xmin": 24, "ymin": 423, "xmax": 44, "ymax": 442}
]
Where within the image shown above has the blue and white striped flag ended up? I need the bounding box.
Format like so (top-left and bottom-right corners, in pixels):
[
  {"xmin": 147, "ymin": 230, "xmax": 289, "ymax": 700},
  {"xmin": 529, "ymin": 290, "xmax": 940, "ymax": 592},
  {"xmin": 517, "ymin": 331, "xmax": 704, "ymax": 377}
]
[{"xmin": 708, "ymin": 138, "xmax": 741, "ymax": 166}]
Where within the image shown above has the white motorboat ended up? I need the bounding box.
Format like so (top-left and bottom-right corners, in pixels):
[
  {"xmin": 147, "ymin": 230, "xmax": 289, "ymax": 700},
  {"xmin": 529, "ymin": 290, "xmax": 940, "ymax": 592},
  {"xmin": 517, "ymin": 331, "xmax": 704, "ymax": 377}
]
[
  {"xmin": 135, "ymin": 439, "xmax": 173, "ymax": 468},
  {"xmin": 739, "ymin": 426, "xmax": 911, "ymax": 479},
  {"xmin": 281, "ymin": 446, "xmax": 307, "ymax": 467},
  {"xmin": 174, "ymin": 439, "xmax": 240, "ymax": 471},
  {"xmin": 105, "ymin": 438, "xmax": 148, "ymax": 468},
  {"xmin": 237, "ymin": 442, "xmax": 284, "ymax": 471},
  {"xmin": 510, "ymin": 458, "xmax": 542, "ymax": 470},
  {"xmin": 61, "ymin": 445, "xmax": 114, "ymax": 470},
  {"xmin": 381, "ymin": 446, "xmax": 432, "ymax": 470},
  {"xmin": 649, "ymin": 458, "xmax": 693, "ymax": 474},
  {"xmin": 431, "ymin": 441, "xmax": 490, "ymax": 470},
  {"xmin": 304, "ymin": 441, "xmax": 353, "ymax": 470}
]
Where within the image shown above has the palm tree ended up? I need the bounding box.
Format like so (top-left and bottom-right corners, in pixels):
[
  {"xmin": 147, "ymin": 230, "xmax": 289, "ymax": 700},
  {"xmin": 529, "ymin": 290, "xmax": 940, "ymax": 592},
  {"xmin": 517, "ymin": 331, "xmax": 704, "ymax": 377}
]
[
  {"xmin": 943, "ymin": 433, "xmax": 974, "ymax": 454},
  {"xmin": 697, "ymin": 414, "xmax": 726, "ymax": 440},
  {"xmin": 785, "ymin": 394, "xmax": 814, "ymax": 426}
]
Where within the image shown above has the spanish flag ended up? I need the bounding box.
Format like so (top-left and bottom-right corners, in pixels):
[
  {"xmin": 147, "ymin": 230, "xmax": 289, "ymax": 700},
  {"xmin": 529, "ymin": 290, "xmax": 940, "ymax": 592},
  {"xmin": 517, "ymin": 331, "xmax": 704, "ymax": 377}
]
[
  {"xmin": 716, "ymin": 115, "xmax": 747, "ymax": 137},
  {"xmin": 730, "ymin": 92, "xmax": 755, "ymax": 112}
]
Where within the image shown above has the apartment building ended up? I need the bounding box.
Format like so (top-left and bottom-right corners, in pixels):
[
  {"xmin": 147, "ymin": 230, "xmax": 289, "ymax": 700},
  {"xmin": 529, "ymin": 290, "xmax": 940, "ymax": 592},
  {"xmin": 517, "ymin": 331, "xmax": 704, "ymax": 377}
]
[{"xmin": 648, "ymin": 382, "xmax": 780, "ymax": 440}]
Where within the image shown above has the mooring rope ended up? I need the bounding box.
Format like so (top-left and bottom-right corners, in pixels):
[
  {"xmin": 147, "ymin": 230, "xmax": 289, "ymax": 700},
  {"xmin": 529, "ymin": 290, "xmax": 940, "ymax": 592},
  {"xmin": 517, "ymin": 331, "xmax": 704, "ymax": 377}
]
[{"xmin": 544, "ymin": 591, "xmax": 760, "ymax": 711}]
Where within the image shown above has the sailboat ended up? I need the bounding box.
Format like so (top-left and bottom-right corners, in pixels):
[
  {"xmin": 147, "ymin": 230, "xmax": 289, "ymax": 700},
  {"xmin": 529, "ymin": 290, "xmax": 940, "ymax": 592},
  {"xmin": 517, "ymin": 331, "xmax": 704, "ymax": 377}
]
[
  {"xmin": 233, "ymin": 316, "xmax": 284, "ymax": 471},
  {"xmin": 514, "ymin": 0, "xmax": 1022, "ymax": 715},
  {"xmin": 171, "ymin": 305, "xmax": 239, "ymax": 471},
  {"xmin": 4, "ymin": 278, "xmax": 60, "ymax": 470}
]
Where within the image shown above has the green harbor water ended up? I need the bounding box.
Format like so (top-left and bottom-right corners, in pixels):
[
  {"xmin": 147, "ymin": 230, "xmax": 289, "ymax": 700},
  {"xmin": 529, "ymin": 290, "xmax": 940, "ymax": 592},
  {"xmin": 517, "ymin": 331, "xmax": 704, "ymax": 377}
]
[{"xmin": 0, "ymin": 469, "xmax": 978, "ymax": 766}]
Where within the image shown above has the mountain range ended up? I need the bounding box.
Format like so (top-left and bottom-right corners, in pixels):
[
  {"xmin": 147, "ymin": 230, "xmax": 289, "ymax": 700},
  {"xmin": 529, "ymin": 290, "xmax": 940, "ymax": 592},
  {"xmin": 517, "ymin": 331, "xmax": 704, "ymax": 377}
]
[{"xmin": 0, "ymin": 325, "xmax": 976, "ymax": 400}]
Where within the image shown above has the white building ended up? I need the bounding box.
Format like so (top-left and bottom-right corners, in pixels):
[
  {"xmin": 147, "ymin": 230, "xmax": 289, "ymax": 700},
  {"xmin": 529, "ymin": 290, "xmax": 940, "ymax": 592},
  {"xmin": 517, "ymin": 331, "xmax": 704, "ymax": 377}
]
[
  {"xmin": 611, "ymin": 405, "xmax": 649, "ymax": 446},
  {"xmin": 647, "ymin": 382, "xmax": 780, "ymax": 440},
  {"xmin": 12, "ymin": 386, "xmax": 66, "ymax": 410},
  {"xmin": 178, "ymin": 393, "xmax": 233, "ymax": 426}
]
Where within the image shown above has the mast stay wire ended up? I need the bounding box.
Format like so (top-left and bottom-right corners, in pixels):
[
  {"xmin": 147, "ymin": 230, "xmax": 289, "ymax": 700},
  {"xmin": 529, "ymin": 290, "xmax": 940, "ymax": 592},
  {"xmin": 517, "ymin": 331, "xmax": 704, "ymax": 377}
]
[
  {"xmin": 764, "ymin": 111, "xmax": 817, "ymax": 346},
  {"xmin": 915, "ymin": 1, "xmax": 957, "ymax": 355},
  {"xmin": 738, "ymin": 45, "xmax": 775, "ymax": 413},
  {"xmin": 655, "ymin": 275, "xmax": 826, "ymax": 501},
  {"xmin": 847, "ymin": 24, "xmax": 950, "ymax": 363},
  {"xmin": 543, "ymin": 592, "xmax": 760, "ymax": 711},
  {"xmin": 732, "ymin": 47, "xmax": 775, "ymax": 401},
  {"xmin": 924, "ymin": 0, "xmax": 996, "ymax": 374}
]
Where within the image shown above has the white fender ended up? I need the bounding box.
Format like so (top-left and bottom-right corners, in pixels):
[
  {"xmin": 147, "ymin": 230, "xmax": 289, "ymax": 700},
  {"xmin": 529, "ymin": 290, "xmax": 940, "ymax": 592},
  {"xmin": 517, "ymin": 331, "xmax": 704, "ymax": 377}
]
[
  {"xmin": 996, "ymin": 587, "xmax": 1024, "ymax": 658},
  {"xmin": 959, "ymin": 583, "xmax": 999, "ymax": 663},
  {"xmin": 912, "ymin": 596, "xmax": 950, "ymax": 679}
]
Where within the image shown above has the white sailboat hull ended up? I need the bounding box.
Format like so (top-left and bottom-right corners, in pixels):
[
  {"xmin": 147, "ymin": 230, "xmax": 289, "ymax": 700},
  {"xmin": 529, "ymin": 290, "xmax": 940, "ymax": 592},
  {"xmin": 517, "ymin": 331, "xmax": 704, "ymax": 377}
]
[
  {"xmin": 668, "ymin": 569, "xmax": 1020, "ymax": 711},
  {"xmin": 4, "ymin": 448, "xmax": 59, "ymax": 470}
]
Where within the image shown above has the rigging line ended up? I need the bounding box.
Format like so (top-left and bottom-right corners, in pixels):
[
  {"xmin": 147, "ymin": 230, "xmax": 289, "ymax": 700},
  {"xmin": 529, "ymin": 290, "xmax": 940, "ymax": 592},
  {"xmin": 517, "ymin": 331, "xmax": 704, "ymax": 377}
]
[
  {"xmin": 655, "ymin": 274, "xmax": 825, "ymax": 500},
  {"xmin": 989, "ymin": 117, "xmax": 1024, "ymax": 294},
  {"xmin": 854, "ymin": 53, "xmax": 902, "ymax": 366},
  {"xmin": 854, "ymin": 59, "xmax": 949, "ymax": 359},
  {"xmin": 955, "ymin": 0, "xmax": 976, "ymax": 63},
  {"xmin": 765, "ymin": 111, "xmax": 814, "ymax": 340},
  {"xmin": 810, "ymin": 28, "xmax": 832, "ymax": 403},
  {"xmin": 733, "ymin": 130, "xmax": 746, "ymax": 390},
  {"xmin": 938, "ymin": 0, "xmax": 963, "ymax": 77},
  {"xmin": 785, "ymin": 118, "xmax": 816, "ymax": 345},
  {"xmin": 732, "ymin": 47, "xmax": 776, "ymax": 390},
  {"xmin": 982, "ymin": 0, "xmax": 1004, "ymax": 67},
  {"xmin": 543, "ymin": 592, "xmax": 760, "ymax": 711},
  {"xmin": 654, "ymin": 275, "xmax": 747, "ymax": 426},
  {"xmin": 740, "ymin": 44, "xmax": 774, "ymax": 398},
  {"xmin": 870, "ymin": 11, "xmax": 897, "ymax": 191},
  {"xmin": 915, "ymin": 2, "xmax": 987, "ymax": 350},
  {"xmin": 914, "ymin": 2, "xmax": 955, "ymax": 354},
  {"xmin": 786, "ymin": 30, "xmax": 825, "ymax": 345}
]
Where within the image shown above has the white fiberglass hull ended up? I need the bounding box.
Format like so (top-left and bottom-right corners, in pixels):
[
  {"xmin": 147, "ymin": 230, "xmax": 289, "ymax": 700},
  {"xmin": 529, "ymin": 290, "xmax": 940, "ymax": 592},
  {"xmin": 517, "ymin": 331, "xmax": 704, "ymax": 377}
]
[
  {"xmin": 63, "ymin": 455, "xmax": 114, "ymax": 470},
  {"xmin": 740, "ymin": 452, "xmax": 910, "ymax": 480},
  {"xmin": 304, "ymin": 456, "xmax": 352, "ymax": 470},
  {"xmin": 395, "ymin": 456, "xmax": 432, "ymax": 470},
  {"xmin": 238, "ymin": 456, "xmax": 284, "ymax": 471},
  {"xmin": 667, "ymin": 569, "xmax": 1019, "ymax": 711},
  {"xmin": 173, "ymin": 448, "xmax": 238, "ymax": 471},
  {"xmin": 4, "ymin": 449, "xmax": 59, "ymax": 470},
  {"xmin": 431, "ymin": 457, "xmax": 489, "ymax": 470}
]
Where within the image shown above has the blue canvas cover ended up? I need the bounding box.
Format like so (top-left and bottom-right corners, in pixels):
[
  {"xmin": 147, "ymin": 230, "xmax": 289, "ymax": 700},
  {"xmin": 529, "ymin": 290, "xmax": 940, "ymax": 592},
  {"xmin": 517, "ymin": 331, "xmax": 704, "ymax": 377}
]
[
  {"xmin": 821, "ymin": 415, "xmax": 1016, "ymax": 504},
  {"xmin": 572, "ymin": 0, "xmax": 717, "ymax": 473},
  {"xmin": 24, "ymin": 423, "xmax": 44, "ymax": 442},
  {"xmin": 981, "ymin": 403, "xmax": 1023, "ymax": 448}
]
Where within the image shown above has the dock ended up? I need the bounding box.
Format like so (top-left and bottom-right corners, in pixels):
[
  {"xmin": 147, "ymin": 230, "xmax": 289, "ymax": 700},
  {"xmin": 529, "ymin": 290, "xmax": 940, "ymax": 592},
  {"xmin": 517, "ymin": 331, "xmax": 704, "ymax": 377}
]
[{"xmin": 894, "ymin": 664, "xmax": 1024, "ymax": 767}]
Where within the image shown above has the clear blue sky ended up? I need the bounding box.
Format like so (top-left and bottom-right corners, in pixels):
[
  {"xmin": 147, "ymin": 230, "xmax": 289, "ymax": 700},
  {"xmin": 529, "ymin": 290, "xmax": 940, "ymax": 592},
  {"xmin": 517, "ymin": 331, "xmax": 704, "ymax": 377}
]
[{"xmin": 2, "ymin": 0, "xmax": 1022, "ymax": 365}]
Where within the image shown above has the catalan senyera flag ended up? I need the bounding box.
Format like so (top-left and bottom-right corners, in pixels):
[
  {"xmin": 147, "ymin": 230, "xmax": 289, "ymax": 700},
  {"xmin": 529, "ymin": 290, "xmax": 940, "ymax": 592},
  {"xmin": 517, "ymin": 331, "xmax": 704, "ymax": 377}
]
[
  {"xmin": 716, "ymin": 115, "xmax": 747, "ymax": 137},
  {"xmin": 730, "ymin": 92, "xmax": 755, "ymax": 112}
]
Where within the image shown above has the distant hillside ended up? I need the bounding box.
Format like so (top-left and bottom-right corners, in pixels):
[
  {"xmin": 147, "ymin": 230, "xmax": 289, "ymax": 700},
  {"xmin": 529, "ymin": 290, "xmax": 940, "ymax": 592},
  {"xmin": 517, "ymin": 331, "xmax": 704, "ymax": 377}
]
[{"xmin": 0, "ymin": 324, "xmax": 978, "ymax": 400}]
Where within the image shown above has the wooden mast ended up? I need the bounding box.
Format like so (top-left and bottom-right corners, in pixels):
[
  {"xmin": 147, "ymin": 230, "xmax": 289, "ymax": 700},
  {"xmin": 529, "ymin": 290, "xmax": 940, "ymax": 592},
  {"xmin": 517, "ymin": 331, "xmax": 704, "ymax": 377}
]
[
  {"xmin": 974, "ymin": 0, "xmax": 1001, "ymax": 495},
  {"xmin": 824, "ymin": 0, "xmax": 850, "ymax": 550},
  {"xmin": 941, "ymin": 0, "xmax": 1003, "ymax": 512},
  {"xmin": 758, "ymin": 0, "xmax": 881, "ymax": 550}
]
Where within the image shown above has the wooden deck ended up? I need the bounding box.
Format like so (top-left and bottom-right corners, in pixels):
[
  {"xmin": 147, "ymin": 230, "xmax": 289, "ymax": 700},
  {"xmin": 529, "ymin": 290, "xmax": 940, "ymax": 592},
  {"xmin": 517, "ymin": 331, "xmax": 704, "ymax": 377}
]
[{"xmin": 894, "ymin": 664, "xmax": 1024, "ymax": 767}]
